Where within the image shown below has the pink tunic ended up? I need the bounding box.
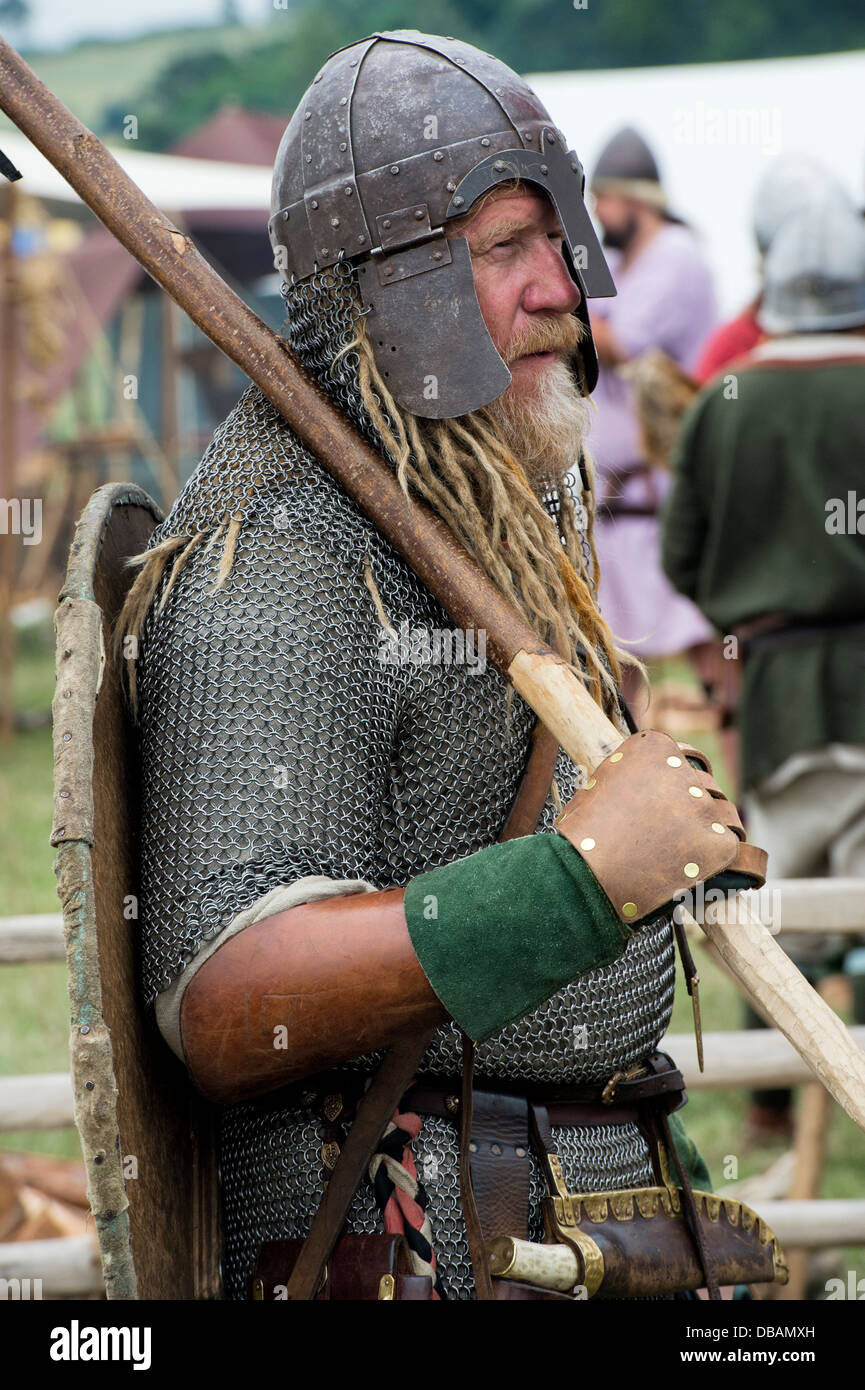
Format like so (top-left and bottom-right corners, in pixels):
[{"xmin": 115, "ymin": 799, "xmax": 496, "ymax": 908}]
[{"xmin": 585, "ymin": 223, "xmax": 717, "ymax": 657}]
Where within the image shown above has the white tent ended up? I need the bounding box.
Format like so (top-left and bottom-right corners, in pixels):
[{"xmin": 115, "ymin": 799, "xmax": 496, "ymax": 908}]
[
  {"xmin": 0, "ymin": 128, "xmax": 271, "ymax": 214},
  {"xmin": 529, "ymin": 49, "xmax": 865, "ymax": 315}
]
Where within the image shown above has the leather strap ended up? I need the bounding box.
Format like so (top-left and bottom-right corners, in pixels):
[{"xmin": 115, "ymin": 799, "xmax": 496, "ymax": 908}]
[
  {"xmin": 659, "ymin": 1111, "xmax": 722, "ymax": 1301},
  {"xmin": 736, "ymin": 612, "xmax": 865, "ymax": 660},
  {"xmin": 459, "ymin": 720, "xmax": 558, "ymax": 1300},
  {"xmin": 467, "ymin": 1091, "xmax": 530, "ymax": 1242},
  {"xmin": 522, "ymin": 1050, "xmax": 686, "ymax": 1108},
  {"xmin": 283, "ymin": 1025, "xmax": 439, "ymax": 1300},
  {"xmin": 500, "ymin": 722, "xmax": 559, "ymax": 840},
  {"xmin": 459, "ymin": 1033, "xmax": 495, "ymax": 1300},
  {"xmin": 730, "ymin": 841, "xmax": 769, "ymax": 880},
  {"xmin": 527, "ymin": 1100, "xmax": 560, "ymax": 1195}
]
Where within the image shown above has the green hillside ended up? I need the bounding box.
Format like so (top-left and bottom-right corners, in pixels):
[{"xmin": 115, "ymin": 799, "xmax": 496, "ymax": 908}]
[{"xmin": 1, "ymin": 21, "xmax": 270, "ymax": 135}]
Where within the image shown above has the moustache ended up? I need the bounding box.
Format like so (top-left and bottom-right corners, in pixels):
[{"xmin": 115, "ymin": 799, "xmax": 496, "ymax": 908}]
[{"xmin": 504, "ymin": 313, "xmax": 585, "ymax": 364}]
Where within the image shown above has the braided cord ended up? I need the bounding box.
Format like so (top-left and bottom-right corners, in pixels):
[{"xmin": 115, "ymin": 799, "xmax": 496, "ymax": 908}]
[{"xmin": 369, "ymin": 1103, "xmax": 446, "ymax": 1300}]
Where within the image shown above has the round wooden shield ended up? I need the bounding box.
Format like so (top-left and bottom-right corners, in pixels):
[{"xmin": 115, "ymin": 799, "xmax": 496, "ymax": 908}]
[{"xmin": 51, "ymin": 483, "xmax": 221, "ymax": 1299}]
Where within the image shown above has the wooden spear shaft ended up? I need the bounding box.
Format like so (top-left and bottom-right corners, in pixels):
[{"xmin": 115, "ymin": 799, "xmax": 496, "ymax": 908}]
[{"xmin": 3, "ymin": 37, "xmax": 864, "ymax": 1131}]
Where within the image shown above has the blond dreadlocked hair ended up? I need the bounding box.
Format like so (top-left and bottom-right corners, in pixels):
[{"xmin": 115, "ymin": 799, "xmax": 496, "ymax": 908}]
[{"xmin": 346, "ymin": 314, "xmax": 626, "ymax": 714}]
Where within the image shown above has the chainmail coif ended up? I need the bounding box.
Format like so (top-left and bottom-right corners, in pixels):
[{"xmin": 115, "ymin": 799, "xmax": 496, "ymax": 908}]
[{"xmin": 136, "ymin": 258, "xmax": 676, "ymax": 1299}]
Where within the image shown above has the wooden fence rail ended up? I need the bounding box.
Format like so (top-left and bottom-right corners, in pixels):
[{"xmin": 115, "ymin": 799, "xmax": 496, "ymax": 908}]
[
  {"xmin": 1, "ymin": 885, "xmax": 863, "ymax": 1293},
  {"xmin": 753, "ymin": 1199, "xmax": 865, "ymax": 1249},
  {"xmin": 0, "ymin": 914, "xmax": 64, "ymax": 963},
  {"xmin": 0, "ymin": 1234, "xmax": 102, "ymax": 1296},
  {"xmin": 0, "ymin": 1073, "xmax": 74, "ymax": 1132},
  {"xmin": 745, "ymin": 879, "xmax": 865, "ymax": 933},
  {"xmin": 663, "ymin": 1026, "xmax": 865, "ymax": 1091},
  {"xmin": 2, "ymin": 1028, "xmax": 863, "ymax": 1133},
  {"xmin": 1, "ymin": 1205, "xmax": 863, "ymax": 1296}
]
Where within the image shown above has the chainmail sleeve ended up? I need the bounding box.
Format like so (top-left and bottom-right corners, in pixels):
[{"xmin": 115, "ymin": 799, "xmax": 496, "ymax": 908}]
[{"xmin": 137, "ymin": 429, "xmax": 415, "ymax": 1010}]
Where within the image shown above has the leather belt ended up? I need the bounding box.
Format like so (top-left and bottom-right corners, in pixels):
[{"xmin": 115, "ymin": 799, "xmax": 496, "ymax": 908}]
[
  {"xmin": 274, "ymin": 1051, "xmax": 691, "ymax": 1295},
  {"xmin": 406, "ymin": 1050, "xmax": 686, "ymax": 1119},
  {"xmin": 406, "ymin": 1052, "xmax": 688, "ymax": 1249},
  {"xmin": 270, "ymin": 1050, "xmax": 687, "ymax": 1121},
  {"xmin": 736, "ymin": 612, "xmax": 865, "ymax": 661},
  {"xmin": 406, "ymin": 1086, "xmax": 643, "ymax": 1128}
]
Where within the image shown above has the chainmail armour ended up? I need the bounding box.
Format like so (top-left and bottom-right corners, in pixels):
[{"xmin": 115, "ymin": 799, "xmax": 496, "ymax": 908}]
[{"xmin": 137, "ymin": 259, "xmax": 676, "ymax": 1300}]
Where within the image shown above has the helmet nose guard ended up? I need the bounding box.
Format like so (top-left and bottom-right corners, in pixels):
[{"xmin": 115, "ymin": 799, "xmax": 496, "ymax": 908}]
[{"xmin": 268, "ymin": 30, "xmax": 616, "ymax": 418}]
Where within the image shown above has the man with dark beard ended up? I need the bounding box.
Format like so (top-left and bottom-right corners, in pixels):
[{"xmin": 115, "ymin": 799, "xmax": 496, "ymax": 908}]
[
  {"xmin": 122, "ymin": 32, "xmax": 769, "ymax": 1302},
  {"xmin": 585, "ymin": 127, "xmax": 716, "ymax": 714}
]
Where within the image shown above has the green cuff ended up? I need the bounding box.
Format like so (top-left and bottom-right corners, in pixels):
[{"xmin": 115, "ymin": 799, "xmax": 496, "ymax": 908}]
[
  {"xmin": 667, "ymin": 1110, "xmax": 713, "ymax": 1192},
  {"xmin": 403, "ymin": 834, "xmax": 631, "ymax": 1043}
]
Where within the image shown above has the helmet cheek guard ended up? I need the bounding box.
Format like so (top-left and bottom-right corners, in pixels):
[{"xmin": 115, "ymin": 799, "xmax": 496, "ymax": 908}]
[
  {"xmin": 356, "ymin": 234, "xmax": 511, "ymax": 419},
  {"xmin": 454, "ymin": 138, "xmax": 615, "ymax": 400},
  {"xmin": 447, "ymin": 140, "xmax": 615, "ymax": 300}
]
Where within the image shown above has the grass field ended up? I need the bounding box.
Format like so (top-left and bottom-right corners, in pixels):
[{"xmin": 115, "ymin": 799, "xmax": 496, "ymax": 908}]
[
  {"xmin": 1, "ymin": 621, "xmax": 72, "ymax": 1154},
  {"xmin": 1, "ymin": 634, "xmax": 863, "ymax": 1292}
]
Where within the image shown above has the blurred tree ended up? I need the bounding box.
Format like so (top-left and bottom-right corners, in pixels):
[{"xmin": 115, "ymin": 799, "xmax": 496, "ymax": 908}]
[{"xmin": 103, "ymin": 49, "xmax": 239, "ymax": 150}]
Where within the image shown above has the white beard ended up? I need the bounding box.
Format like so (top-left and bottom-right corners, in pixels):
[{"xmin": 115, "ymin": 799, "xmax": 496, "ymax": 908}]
[{"xmin": 483, "ymin": 358, "xmax": 594, "ymax": 489}]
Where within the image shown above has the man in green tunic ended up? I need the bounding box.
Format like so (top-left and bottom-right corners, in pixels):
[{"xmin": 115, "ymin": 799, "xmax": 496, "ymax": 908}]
[{"xmin": 662, "ymin": 196, "xmax": 865, "ymax": 1135}]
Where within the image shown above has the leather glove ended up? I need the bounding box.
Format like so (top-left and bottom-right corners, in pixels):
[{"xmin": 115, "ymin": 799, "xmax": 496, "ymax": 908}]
[
  {"xmin": 404, "ymin": 730, "xmax": 766, "ymax": 1044},
  {"xmin": 553, "ymin": 729, "xmax": 767, "ymax": 929}
]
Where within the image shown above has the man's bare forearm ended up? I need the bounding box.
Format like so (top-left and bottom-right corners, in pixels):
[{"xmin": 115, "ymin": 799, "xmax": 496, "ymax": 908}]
[
  {"xmin": 180, "ymin": 887, "xmax": 447, "ymax": 1104},
  {"xmin": 178, "ymin": 733, "xmax": 759, "ymax": 1105}
]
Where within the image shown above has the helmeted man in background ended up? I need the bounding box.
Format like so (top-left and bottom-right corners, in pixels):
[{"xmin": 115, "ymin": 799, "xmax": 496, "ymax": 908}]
[
  {"xmin": 693, "ymin": 153, "xmax": 854, "ymax": 385},
  {"xmin": 122, "ymin": 32, "xmax": 767, "ymax": 1300},
  {"xmin": 582, "ymin": 127, "xmax": 717, "ymax": 714},
  {"xmin": 663, "ymin": 197, "xmax": 865, "ymax": 1138}
]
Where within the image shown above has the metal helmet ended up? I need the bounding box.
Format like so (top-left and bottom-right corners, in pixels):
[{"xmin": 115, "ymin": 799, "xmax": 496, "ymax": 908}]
[
  {"xmin": 757, "ymin": 199, "xmax": 865, "ymax": 334},
  {"xmin": 752, "ymin": 153, "xmax": 853, "ymax": 255},
  {"xmin": 269, "ymin": 30, "xmax": 615, "ymax": 418},
  {"xmin": 590, "ymin": 126, "xmax": 668, "ymax": 213}
]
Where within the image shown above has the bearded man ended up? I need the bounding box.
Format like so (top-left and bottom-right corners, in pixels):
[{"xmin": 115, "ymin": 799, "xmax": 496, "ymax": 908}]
[
  {"xmin": 122, "ymin": 31, "xmax": 769, "ymax": 1302},
  {"xmin": 585, "ymin": 127, "xmax": 716, "ymax": 716}
]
